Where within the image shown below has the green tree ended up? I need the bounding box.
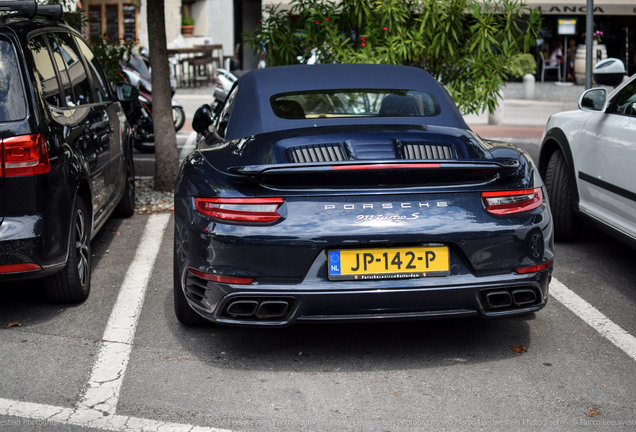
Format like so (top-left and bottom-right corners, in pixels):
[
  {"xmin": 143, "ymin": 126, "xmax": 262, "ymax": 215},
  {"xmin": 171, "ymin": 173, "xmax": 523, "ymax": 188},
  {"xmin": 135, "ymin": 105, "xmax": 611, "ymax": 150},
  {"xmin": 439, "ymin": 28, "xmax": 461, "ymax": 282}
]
[{"xmin": 245, "ymin": 0, "xmax": 541, "ymax": 114}]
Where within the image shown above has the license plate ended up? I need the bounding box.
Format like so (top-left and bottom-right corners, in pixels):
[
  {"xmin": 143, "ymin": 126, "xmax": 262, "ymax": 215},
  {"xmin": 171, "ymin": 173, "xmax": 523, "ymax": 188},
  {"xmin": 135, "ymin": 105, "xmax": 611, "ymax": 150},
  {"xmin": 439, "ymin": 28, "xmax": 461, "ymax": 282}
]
[{"xmin": 328, "ymin": 245, "xmax": 450, "ymax": 281}]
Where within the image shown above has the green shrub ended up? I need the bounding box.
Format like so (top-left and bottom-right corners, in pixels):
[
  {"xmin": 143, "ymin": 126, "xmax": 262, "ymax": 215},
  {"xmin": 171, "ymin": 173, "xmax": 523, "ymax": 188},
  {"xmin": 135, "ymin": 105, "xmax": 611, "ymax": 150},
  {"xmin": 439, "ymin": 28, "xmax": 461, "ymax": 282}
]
[
  {"xmin": 506, "ymin": 53, "xmax": 537, "ymax": 78},
  {"xmin": 245, "ymin": 0, "xmax": 542, "ymax": 115}
]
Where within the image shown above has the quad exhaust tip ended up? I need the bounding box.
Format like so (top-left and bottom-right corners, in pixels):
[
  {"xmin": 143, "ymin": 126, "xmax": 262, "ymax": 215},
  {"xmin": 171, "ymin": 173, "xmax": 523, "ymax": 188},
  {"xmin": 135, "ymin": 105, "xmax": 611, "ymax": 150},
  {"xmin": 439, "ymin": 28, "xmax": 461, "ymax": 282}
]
[
  {"xmin": 224, "ymin": 298, "xmax": 293, "ymax": 320},
  {"xmin": 483, "ymin": 288, "xmax": 538, "ymax": 310}
]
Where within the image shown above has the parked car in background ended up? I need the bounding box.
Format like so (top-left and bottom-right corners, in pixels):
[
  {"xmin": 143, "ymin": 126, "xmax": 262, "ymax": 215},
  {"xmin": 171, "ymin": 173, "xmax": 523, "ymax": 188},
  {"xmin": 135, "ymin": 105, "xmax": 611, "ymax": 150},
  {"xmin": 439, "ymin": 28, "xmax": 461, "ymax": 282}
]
[
  {"xmin": 174, "ymin": 63, "xmax": 554, "ymax": 327},
  {"xmin": 211, "ymin": 68, "xmax": 238, "ymax": 115},
  {"xmin": 539, "ymin": 73, "xmax": 636, "ymax": 247},
  {"xmin": 0, "ymin": 1, "xmax": 136, "ymax": 302}
]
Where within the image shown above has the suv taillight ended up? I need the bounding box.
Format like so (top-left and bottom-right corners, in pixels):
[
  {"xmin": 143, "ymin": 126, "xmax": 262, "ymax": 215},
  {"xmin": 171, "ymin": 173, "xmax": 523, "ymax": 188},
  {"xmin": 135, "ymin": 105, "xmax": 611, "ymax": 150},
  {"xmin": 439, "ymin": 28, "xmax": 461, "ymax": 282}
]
[{"xmin": 1, "ymin": 134, "xmax": 51, "ymax": 177}]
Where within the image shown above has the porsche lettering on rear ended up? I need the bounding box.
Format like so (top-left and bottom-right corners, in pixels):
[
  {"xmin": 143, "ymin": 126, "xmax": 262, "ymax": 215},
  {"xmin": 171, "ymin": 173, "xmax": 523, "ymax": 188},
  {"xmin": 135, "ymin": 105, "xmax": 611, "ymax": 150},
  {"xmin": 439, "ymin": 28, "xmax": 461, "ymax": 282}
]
[{"xmin": 324, "ymin": 202, "xmax": 448, "ymax": 211}]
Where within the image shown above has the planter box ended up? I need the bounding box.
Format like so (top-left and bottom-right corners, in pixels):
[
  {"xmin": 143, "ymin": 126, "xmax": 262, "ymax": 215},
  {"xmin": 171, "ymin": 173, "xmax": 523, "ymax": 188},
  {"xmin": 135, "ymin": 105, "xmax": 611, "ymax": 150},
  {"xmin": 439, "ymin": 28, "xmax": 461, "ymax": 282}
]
[{"xmin": 181, "ymin": 25, "xmax": 194, "ymax": 36}]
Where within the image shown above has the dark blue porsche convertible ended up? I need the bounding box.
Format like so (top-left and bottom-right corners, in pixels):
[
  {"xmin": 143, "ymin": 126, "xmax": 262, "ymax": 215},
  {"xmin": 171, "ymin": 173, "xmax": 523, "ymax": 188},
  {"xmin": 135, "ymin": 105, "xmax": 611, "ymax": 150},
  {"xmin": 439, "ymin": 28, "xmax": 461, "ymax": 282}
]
[{"xmin": 174, "ymin": 64, "xmax": 554, "ymax": 326}]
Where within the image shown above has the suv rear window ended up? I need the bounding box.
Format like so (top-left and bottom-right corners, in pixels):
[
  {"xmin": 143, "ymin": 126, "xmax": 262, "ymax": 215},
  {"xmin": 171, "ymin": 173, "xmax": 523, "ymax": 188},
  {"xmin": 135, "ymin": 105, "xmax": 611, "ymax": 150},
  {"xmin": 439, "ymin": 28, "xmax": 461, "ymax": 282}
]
[
  {"xmin": 270, "ymin": 89, "xmax": 440, "ymax": 120},
  {"xmin": 0, "ymin": 40, "xmax": 27, "ymax": 121}
]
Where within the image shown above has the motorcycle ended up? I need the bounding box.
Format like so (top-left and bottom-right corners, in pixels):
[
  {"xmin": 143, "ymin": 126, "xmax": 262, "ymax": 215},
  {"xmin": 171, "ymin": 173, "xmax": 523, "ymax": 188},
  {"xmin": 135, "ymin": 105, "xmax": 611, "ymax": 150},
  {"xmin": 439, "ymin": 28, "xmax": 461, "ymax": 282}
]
[{"xmin": 121, "ymin": 54, "xmax": 186, "ymax": 153}]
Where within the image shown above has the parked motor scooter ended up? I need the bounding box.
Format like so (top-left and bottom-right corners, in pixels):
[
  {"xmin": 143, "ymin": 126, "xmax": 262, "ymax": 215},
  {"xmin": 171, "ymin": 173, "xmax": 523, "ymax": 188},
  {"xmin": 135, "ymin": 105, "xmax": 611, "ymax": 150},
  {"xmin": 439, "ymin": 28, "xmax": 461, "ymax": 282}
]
[{"xmin": 121, "ymin": 54, "xmax": 186, "ymax": 153}]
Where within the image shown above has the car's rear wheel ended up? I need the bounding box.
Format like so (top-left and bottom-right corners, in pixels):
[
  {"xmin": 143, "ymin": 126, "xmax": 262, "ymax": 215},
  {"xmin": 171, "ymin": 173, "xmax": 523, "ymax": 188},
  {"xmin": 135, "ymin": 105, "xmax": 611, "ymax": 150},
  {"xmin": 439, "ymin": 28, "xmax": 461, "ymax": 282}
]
[
  {"xmin": 173, "ymin": 253, "xmax": 207, "ymax": 325},
  {"xmin": 44, "ymin": 197, "xmax": 91, "ymax": 303},
  {"xmin": 544, "ymin": 150, "xmax": 580, "ymax": 241}
]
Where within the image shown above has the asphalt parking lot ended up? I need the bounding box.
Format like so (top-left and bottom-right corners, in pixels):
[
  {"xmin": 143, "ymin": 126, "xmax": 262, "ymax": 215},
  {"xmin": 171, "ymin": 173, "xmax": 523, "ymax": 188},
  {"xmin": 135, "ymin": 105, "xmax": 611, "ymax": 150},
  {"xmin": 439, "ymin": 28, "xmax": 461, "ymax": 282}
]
[
  {"xmin": 1, "ymin": 83, "xmax": 634, "ymax": 431},
  {"xmin": 1, "ymin": 208, "xmax": 634, "ymax": 431}
]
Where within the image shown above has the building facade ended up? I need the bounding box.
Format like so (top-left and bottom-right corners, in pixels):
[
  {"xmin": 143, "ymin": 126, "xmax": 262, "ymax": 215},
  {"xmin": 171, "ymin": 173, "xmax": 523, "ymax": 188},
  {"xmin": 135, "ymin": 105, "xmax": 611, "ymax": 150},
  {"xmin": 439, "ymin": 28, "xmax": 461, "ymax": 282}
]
[
  {"xmin": 81, "ymin": 0, "xmax": 261, "ymax": 70},
  {"xmin": 528, "ymin": 0, "xmax": 636, "ymax": 75},
  {"xmin": 81, "ymin": 0, "xmax": 634, "ymax": 75}
]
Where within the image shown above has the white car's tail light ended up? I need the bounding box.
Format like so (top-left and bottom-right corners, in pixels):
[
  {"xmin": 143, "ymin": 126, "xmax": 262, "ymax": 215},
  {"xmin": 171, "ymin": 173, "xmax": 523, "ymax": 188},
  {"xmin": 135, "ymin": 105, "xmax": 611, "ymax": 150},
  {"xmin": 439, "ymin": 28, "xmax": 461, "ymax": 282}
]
[
  {"xmin": 194, "ymin": 197, "xmax": 284, "ymax": 222},
  {"xmin": 482, "ymin": 188, "xmax": 543, "ymax": 215}
]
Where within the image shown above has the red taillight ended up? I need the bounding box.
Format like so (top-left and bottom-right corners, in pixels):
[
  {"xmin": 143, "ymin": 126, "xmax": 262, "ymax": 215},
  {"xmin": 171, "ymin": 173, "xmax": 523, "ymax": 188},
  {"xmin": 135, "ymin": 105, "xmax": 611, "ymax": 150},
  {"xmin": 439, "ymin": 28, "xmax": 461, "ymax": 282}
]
[
  {"xmin": 1, "ymin": 134, "xmax": 50, "ymax": 177},
  {"xmin": 188, "ymin": 268, "xmax": 253, "ymax": 284},
  {"xmin": 482, "ymin": 188, "xmax": 543, "ymax": 215},
  {"xmin": 194, "ymin": 197, "xmax": 284, "ymax": 223},
  {"xmin": 515, "ymin": 260, "xmax": 553, "ymax": 274},
  {"xmin": 0, "ymin": 263, "xmax": 42, "ymax": 273}
]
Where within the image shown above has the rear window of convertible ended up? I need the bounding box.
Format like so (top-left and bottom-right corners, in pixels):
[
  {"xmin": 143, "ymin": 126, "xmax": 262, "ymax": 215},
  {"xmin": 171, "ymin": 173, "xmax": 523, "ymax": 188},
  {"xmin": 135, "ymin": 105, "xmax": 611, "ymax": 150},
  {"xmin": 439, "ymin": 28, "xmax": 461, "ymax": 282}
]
[{"xmin": 270, "ymin": 89, "xmax": 440, "ymax": 120}]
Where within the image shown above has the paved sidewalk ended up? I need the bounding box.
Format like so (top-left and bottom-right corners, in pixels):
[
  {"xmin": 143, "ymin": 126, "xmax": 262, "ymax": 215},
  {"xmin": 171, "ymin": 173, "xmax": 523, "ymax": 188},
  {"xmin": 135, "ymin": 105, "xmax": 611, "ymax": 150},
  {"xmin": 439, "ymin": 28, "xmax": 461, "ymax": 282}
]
[
  {"xmin": 175, "ymin": 80, "xmax": 588, "ymax": 139},
  {"xmin": 465, "ymin": 81, "xmax": 585, "ymax": 139}
]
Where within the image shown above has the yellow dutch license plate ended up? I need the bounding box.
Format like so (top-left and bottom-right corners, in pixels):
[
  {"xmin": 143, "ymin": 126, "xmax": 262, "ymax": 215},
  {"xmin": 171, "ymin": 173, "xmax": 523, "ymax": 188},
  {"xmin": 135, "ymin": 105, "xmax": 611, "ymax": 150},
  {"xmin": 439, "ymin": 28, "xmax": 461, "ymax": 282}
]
[{"xmin": 328, "ymin": 245, "xmax": 450, "ymax": 281}]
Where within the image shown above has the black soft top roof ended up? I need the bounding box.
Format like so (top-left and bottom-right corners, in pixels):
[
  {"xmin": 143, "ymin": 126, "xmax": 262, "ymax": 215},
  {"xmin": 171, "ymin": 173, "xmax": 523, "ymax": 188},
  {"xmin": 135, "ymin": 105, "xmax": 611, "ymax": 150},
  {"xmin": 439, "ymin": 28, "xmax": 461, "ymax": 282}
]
[{"xmin": 225, "ymin": 64, "xmax": 469, "ymax": 140}]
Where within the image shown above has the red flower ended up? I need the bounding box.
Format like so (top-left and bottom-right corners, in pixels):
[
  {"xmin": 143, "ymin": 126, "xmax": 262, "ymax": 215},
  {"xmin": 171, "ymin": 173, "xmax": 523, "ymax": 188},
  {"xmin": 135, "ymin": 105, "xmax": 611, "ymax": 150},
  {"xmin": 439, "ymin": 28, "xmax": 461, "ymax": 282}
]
[
  {"xmin": 325, "ymin": 17, "xmax": 330, "ymax": 21},
  {"xmin": 383, "ymin": 26, "xmax": 388, "ymax": 31},
  {"xmin": 361, "ymin": 41, "xmax": 366, "ymax": 47},
  {"xmin": 315, "ymin": 20, "xmax": 320, "ymax": 24}
]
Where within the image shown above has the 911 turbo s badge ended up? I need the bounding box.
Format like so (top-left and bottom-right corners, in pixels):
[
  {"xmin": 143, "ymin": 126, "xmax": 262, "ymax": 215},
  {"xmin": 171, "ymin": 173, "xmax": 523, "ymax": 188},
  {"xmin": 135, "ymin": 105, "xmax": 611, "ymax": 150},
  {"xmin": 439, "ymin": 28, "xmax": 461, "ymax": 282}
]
[{"xmin": 325, "ymin": 201, "xmax": 448, "ymax": 222}]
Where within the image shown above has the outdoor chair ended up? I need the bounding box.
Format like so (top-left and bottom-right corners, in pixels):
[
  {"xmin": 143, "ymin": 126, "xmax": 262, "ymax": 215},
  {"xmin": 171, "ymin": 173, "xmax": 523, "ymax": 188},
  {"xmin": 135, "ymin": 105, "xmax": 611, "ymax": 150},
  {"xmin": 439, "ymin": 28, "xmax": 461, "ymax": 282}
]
[{"xmin": 540, "ymin": 51, "xmax": 561, "ymax": 82}]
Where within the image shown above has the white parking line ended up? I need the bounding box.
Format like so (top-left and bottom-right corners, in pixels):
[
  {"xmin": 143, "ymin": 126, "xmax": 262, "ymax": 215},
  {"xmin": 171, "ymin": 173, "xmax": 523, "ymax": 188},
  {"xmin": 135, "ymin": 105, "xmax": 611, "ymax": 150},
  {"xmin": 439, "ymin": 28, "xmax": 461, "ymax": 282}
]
[
  {"xmin": 550, "ymin": 277, "xmax": 636, "ymax": 361},
  {"xmin": 76, "ymin": 213, "xmax": 171, "ymax": 415},
  {"xmin": 0, "ymin": 397, "xmax": 231, "ymax": 431}
]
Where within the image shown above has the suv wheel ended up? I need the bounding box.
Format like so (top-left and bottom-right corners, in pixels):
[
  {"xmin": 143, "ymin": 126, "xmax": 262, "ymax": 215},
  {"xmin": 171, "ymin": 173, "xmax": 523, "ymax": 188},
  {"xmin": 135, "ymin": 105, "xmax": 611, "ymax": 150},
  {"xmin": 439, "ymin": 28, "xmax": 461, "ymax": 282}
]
[
  {"xmin": 114, "ymin": 153, "xmax": 136, "ymax": 217},
  {"xmin": 544, "ymin": 150, "xmax": 580, "ymax": 241},
  {"xmin": 44, "ymin": 197, "xmax": 91, "ymax": 303}
]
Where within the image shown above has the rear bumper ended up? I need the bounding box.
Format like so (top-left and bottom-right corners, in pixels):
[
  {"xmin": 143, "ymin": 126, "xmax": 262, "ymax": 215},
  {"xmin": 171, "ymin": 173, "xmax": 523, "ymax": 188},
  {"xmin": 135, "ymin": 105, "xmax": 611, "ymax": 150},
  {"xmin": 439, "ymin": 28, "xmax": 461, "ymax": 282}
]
[
  {"xmin": 0, "ymin": 215, "xmax": 68, "ymax": 282},
  {"xmin": 179, "ymin": 267, "xmax": 551, "ymax": 327}
]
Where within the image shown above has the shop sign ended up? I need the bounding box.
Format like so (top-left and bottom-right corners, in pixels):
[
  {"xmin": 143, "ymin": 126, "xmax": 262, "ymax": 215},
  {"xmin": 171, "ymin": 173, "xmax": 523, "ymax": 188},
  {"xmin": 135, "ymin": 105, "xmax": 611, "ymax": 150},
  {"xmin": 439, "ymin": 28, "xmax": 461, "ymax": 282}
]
[{"xmin": 529, "ymin": 3, "xmax": 636, "ymax": 15}]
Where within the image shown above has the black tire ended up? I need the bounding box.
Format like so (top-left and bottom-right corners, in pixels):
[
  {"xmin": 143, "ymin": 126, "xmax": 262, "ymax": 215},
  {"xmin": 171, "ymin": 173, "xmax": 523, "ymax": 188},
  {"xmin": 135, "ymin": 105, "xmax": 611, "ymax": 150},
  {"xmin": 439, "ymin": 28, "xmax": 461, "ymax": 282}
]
[
  {"xmin": 113, "ymin": 152, "xmax": 135, "ymax": 218},
  {"xmin": 173, "ymin": 239, "xmax": 206, "ymax": 325},
  {"xmin": 172, "ymin": 105, "xmax": 186, "ymax": 132},
  {"xmin": 544, "ymin": 150, "xmax": 580, "ymax": 241},
  {"xmin": 44, "ymin": 197, "xmax": 91, "ymax": 303},
  {"xmin": 133, "ymin": 137, "xmax": 155, "ymax": 153}
]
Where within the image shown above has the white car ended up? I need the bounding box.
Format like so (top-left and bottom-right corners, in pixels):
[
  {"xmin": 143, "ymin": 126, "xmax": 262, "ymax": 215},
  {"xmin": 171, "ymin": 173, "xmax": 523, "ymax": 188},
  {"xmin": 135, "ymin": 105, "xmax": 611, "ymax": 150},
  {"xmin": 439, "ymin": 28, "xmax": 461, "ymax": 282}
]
[
  {"xmin": 539, "ymin": 73, "xmax": 636, "ymax": 246},
  {"xmin": 212, "ymin": 68, "xmax": 238, "ymax": 114}
]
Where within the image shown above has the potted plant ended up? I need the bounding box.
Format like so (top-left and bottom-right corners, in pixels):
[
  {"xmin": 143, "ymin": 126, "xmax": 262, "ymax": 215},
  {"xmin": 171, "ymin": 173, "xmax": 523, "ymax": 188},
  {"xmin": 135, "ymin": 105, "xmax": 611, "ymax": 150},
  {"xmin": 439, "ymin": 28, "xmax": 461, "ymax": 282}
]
[{"xmin": 181, "ymin": 17, "xmax": 194, "ymax": 36}]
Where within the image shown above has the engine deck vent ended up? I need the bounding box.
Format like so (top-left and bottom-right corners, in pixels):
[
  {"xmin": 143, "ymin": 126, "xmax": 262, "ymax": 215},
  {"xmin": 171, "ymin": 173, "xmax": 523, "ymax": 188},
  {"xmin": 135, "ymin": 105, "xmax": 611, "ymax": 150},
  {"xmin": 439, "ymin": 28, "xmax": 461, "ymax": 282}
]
[
  {"xmin": 400, "ymin": 142, "xmax": 457, "ymax": 160},
  {"xmin": 289, "ymin": 143, "xmax": 348, "ymax": 163}
]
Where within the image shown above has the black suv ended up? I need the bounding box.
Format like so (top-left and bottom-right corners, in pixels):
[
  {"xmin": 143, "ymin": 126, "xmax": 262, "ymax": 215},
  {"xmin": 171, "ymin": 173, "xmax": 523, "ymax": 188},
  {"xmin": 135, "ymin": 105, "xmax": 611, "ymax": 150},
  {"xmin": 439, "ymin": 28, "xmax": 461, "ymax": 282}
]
[{"xmin": 0, "ymin": 2, "xmax": 135, "ymax": 302}]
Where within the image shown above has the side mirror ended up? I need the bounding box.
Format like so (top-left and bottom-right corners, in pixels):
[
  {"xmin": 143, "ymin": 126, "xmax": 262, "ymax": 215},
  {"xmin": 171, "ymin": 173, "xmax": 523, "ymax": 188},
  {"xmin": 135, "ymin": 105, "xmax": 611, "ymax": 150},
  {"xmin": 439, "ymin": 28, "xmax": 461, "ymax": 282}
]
[
  {"xmin": 579, "ymin": 88, "xmax": 606, "ymax": 111},
  {"xmin": 192, "ymin": 104, "xmax": 215, "ymax": 135},
  {"xmin": 115, "ymin": 82, "xmax": 139, "ymax": 102}
]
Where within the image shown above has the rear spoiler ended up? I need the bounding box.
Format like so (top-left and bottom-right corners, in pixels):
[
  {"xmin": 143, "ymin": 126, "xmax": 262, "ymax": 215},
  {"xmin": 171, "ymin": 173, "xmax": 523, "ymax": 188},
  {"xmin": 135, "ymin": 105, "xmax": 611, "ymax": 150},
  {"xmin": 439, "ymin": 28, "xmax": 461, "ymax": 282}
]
[
  {"xmin": 228, "ymin": 160, "xmax": 520, "ymax": 188},
  {"xmin": 231, "ymin": 160, "xmax": 518, "ymax": 175}
]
